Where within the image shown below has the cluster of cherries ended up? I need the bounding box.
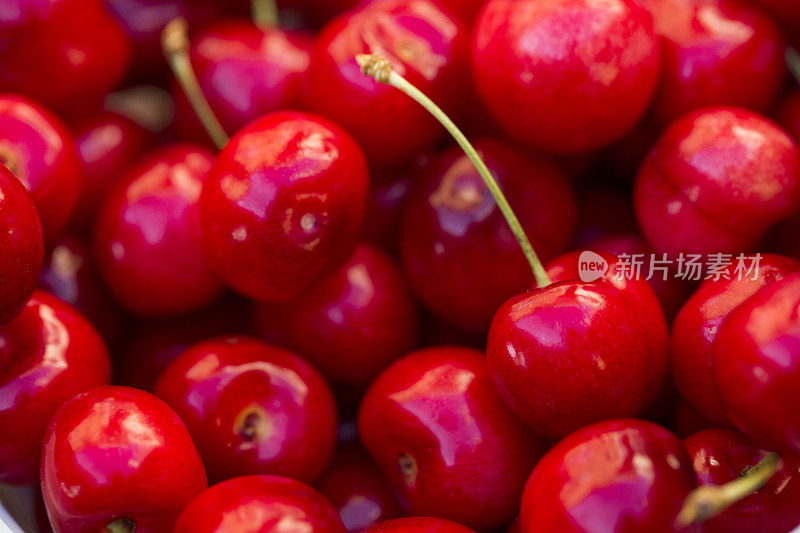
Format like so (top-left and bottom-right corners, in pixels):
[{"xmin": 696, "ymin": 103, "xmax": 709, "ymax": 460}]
[{"xmin": 3, "ymin": 0, "xmax": 800, "ymax": 532}]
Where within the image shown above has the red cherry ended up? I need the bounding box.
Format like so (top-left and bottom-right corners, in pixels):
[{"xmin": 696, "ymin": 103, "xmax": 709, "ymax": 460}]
[
  {"xmin": 670, "ymin": 254, "xmax": 800, "ymax": 425},
  {"xmin": 317, "ymin": 445, "xmax": 402, "ymax": 532},
  {"xmin": 0, "ymin": 94, "xmax": 84, "ymax": 241},
  {"xmin": 93, "ymin": 144, "xmax": 225, "ymax": 317},
  {"xmin": 71, "ymin": 111, "xmax": 152, "ymax": 228},
  {"xmin": 684, "ymin": 428, "xmax": 800, "ymax": 533},
  {"xmin": 472, "ymin": 0, "xmax": 659, "ymax": 154},
  {"xmin": 0, "ymin": 164, "xmax": 43, "ymax": 322},
  {"xmin": 634, "ymin": 107, "xmax": 800, "ymax": 255},
  {"xmin": 41, "ymin": 386, "xmax": 208, "ymax": 532},
  {"xmin": 365, "ymin": 518, "xmax": 477, "ymax": 533},
  {"xmin": 0, "ymin": 0, "xmax": 131, "ymax": 115},
  {"xmin": 253, "ymin": 244, "xmax": 419, "ymax": 387},
  {"xmin": 744, "ymin": 0, "xmax": 800, "ymax": 43},
  {"xmin": 400, "ymin": 139, "xmax": 576, "ymax": 334},
  {"xmin": 308, "ymin": 0, "xmax": 470, "ymax": 168},
  {"xmin": 154, "ymin": 335, "xmax": 338, "ymax": 484},
  {"xmin": 358, "ymin": 346, "xmax": 548, "ymax": 531},
  {"xmin": 641, "ymin": 0, "xmax": 785, "ymax": 126},
  {"xmin": 0, "ymin": 292, "xmax": 110, "ymax": 485},
  {"xmin": 487, "ymin": 252, "xmax": 669, "ymax": 440},
  {"xmin": 200, "ymin": 111, "xmax": 369, "ymax": 303},
  {"xmin": 174, "ymin": 475, "xmax": 347, "ymax": 533},
  {"xmin": 713, "ymin": 272, "xmax": 800, "ymax": 452},
  {"xmin": 520, "ymin": 419, "xmax": 697, "ymax": 532}
]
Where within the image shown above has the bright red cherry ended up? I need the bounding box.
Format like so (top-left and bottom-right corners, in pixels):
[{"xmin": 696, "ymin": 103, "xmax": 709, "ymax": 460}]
[
  {"xmin": 71, "ymin": 111, "xmax": 152, "ymax": 228},
  {"xmin": 472, "ymin": 0, "xmax": 659, "ymax": 154},
  {"xmin": 0, "ymin": 164, "xmax": 43, "ymax": 322},
  {"xmin": 520, "ymin": 419, "xmax": 698, "ymax": 532},
  {"xmin": 713, "ymin": 273, "xmax": 800, "ymax": 453},
  {"xmin": 317, "ymin": 445, "xmax": 402, "ymax": 532},
  {"xmin": 154, "ymin": 335, "xmax": 338, "ymax": 484},
  {"xmin": 41, "ymin": 386, "xmax": 208, "ymax": 533},
  {"xmin": 365, "ymin": 518, "xmax": 477, "ymax": 533},
  {"xmin": 670, "ymin": 254, "xmax": 800, "ymax": 425},
  {"xmin": 253, "ymin": 244, "xmax": 419, "ymax": 387},
  {"xmin": 200, "ymin": 111, "xmax": 369, "ymax": 303},
  {"xmin": 0, "ymin": 94, "xmax": 84, "ymax": 241},
  {"xmin": 308, "ymin": 0, "xmax": 469, "ymax": 168},
  {"xmin": 358, "ymin": 346, "xmax": 548, "ymax": 531},
  {"xmin": 487, "ymin": 252, "xmax": 669, "ymax": 440},
  {"xmin": 634, "ymin": 107, "xmax": 800, "ymax": 255},
  {"xmin": 94, "ymin": 144, "xmax": 225, "ymax": 317},
  {"xmin": 0, "ymin": 0, "xmax": 131, "ymax": 115},
  {"xmin": 685, "ymin": 428, "xmax": 800, "ymax": 533},
  {"xmin": 400, "ymin": 139, "xmax": 576, "ymax": 334},
  {"xmin": 175, "ymin": 475, "xmax": 347, "ymax": 533},
  {"xmin": 0, "ymin": 292, "xmax": 110, "ymax": 486}
]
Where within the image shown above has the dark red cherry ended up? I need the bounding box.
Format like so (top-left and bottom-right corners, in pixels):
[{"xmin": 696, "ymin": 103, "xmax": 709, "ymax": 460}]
[
  {"xmin": 670, "ymin": 254, "xmax": 800, "ymax": 425},
  {"xmin": 0, "ymin": 0, "xmax": 131, "ymax": 116},
  {"xmin": 308, "ymin": 0, "xmax": 469, "ymax": 168},
  {"xmin": 472, "ymin": 0, "xmax": 659, "ymax": 154},
  {"xmin": 400, "ymin": 139, "xmax": 577, "ymax": 334},
  {"xmin": 317, "ymin": 445, "xmax": 402, "ymax": 532},
  {"xmin": 713, "ymin": 273, "xmax": 800, "ymax": 453},
  {"xmin": 154, "ymin": 335, "xmax": 338, "ymax": 484},
  {"xmin": 685, "ymin": 428, "xmax": 800, "ymax": 533},
  {"xmin": 640, "ymin": 0, "xmax": 785, "ymax": 126},
  {"xmin": 94, "ymin": 145, "xmax": 225, "ymax": 317},
  {"xmin": 634, "ymin": 107, "xmax": 800, "ymax": 255},
  {"xmin": 0, "ymin": 164, "xmax": 43, "ymax": 323},
  {"xmin": 0, "ymin": 292, "xmax": 110, "ymax": 485},
  {"xmin": 520, "ymin": 419, "xmax": 697, "ymax": 532},
  {"xmin": 41, "ymin": 386, "xmax": 208, "ymax": 533},
  {"xmin": 175, "ymin": 476, "xmax": 346, "ymax": 533},
  {"xmin": 365, "ymin": 518, "xmax": 477, "ymax": 533},
  {"xmin": 253, "ymin": 244, "xmax": 419, "ymax": 387},
  {"xmin": 200, "ymin": 111, "xmax": 369, "ymax": 303},
  {"xmin": 358, "ymin": 346, "xmax": 548, "ymax": 531},
  {"xmin": 487, "ymin": 252, "xmax": 669, "ymax": 440},
  {"xmin": 0, "ymin": 94, "xmax": 84, "ymax": 241},
  {"xmin": 71, "ymin": 111, "xmax": 152, "ymax": 228},
  {"xmin": 744, "ymin": 0, "xmax": 800, "ymax": 43},
  {"xmin": 362, "ymin": 173, "xmax": 413, "ymax": 253}
]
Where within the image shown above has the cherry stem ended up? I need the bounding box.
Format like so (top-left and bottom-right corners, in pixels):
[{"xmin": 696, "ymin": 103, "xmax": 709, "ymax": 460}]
[
  {"xmin": 787, "ymin": 48, "xmax": 800, "ymax": 86},
  {"xmin": 106, "ymin": 518, "xmax": 136, "ymax": 533},
  {"xmin": 356, "ymin": 54, "xmax": 552, "ymax": 288},
  {"xmin": 676, "ymin": 452, "xmax": 781, "ymax": 527},
  {"xmin": 252, "ymin": 0, "xmax": 279, "ymax": 31},
  {"xmin": 162, "ymin": 17, "xmax": 229, "ymax": 150}
]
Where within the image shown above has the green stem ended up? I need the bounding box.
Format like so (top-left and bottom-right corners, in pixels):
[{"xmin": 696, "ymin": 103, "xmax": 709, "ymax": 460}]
[
  {"xmin": 161, "ymin": 17, "xmax": 229, "ymax": 150},
  {"xmin": 252, "ymin": 0, "xmax": 279, "ymax": 31},
  {"xmin": 787, "ymin": 48, "xmax": 800, "ymax": 86},
  {"xmin": 356, "ymin": 54, "xmax": 551, "ymax": 288}
]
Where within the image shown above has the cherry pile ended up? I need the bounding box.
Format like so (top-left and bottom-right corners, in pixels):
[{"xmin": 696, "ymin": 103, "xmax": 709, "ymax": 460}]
[{"xmin": 2, "ymin": 0, "xmax": 800, "ymax": 532}]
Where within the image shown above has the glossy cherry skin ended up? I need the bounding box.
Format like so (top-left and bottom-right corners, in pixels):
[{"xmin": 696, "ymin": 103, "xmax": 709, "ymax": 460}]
[
  {"xmin": 175, "ymin": 475, "xmax": 346, "ymax": 533},
  {"xmin": 94, "ymin": 145, "xmax": 225, "ymax": 317},
  {"xmin": 317, "ymin": 445, "xmax": 402, "ymax": 532},
  {"xmin": 365, "ymin": 518, "xmax": 477, "ymax": 533},
  {"xmin": 0, "ymin": 292, "xmax": 110, "ymax": 485},
  {"xmin": 200, "ymin": 111, "xmax": 369, "ymax": 303},
  {"xmin": 685, "ymin": 428, "xmax": 800, "ymax": 533},
  {"xmin": 41, "ymin": 386, "xmax": 208, "ymax": 533},
  {"xmin": 713, "ymin": 273, "xmax": 800, "ymax": 452},
  {"xmin": 308, "ymin": 0, "xmax": 469, "ymax": 169},
  {"xmin": 0, "ymin": 164, "xmax": 43, "ymax": 322},
  {"xmin": 520, "ymin": 419, "xmax": 697, "ymax": 533},
  {"xmin": 71, "ymin": 111, "xmax": 151, "ymax": 228},
  {"xmin": 154, "ymin": 335, "xmax": 338, "ymax": 484},
  {"xmin": 487, "ymin": 252, "xmax": 669, "ymax": 440},
  {"xmin": 669, "ymin": 254, "xmax": 800, "ymax": 425},
  {"xmin": 400, "ymin": 140, "xmax": 577, "ymax": 334},
  {"xmin": 0, "ymin": 0, "xmax": 131, "ymax": 116},
  {"xmin": 634, "ymin": 107, "xmax": 800, "ymax": 255},
  {"xmin": 641, "ymin": 0, "xmax": 785, "ymax": 126},
  {"xmin": 472, "ymin": 0, "xmax": 659, "ymax": 154},
  {"xmin": 253, "ymin": 244, "xmax": 419, "ymax": 387},
  {"xmin": 358, "ymin": 346, "xmax": 548, "ymax": 531},
  {"xmin": 0, "ymin": 94, "xmax": 84, "ymax": 241}
]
